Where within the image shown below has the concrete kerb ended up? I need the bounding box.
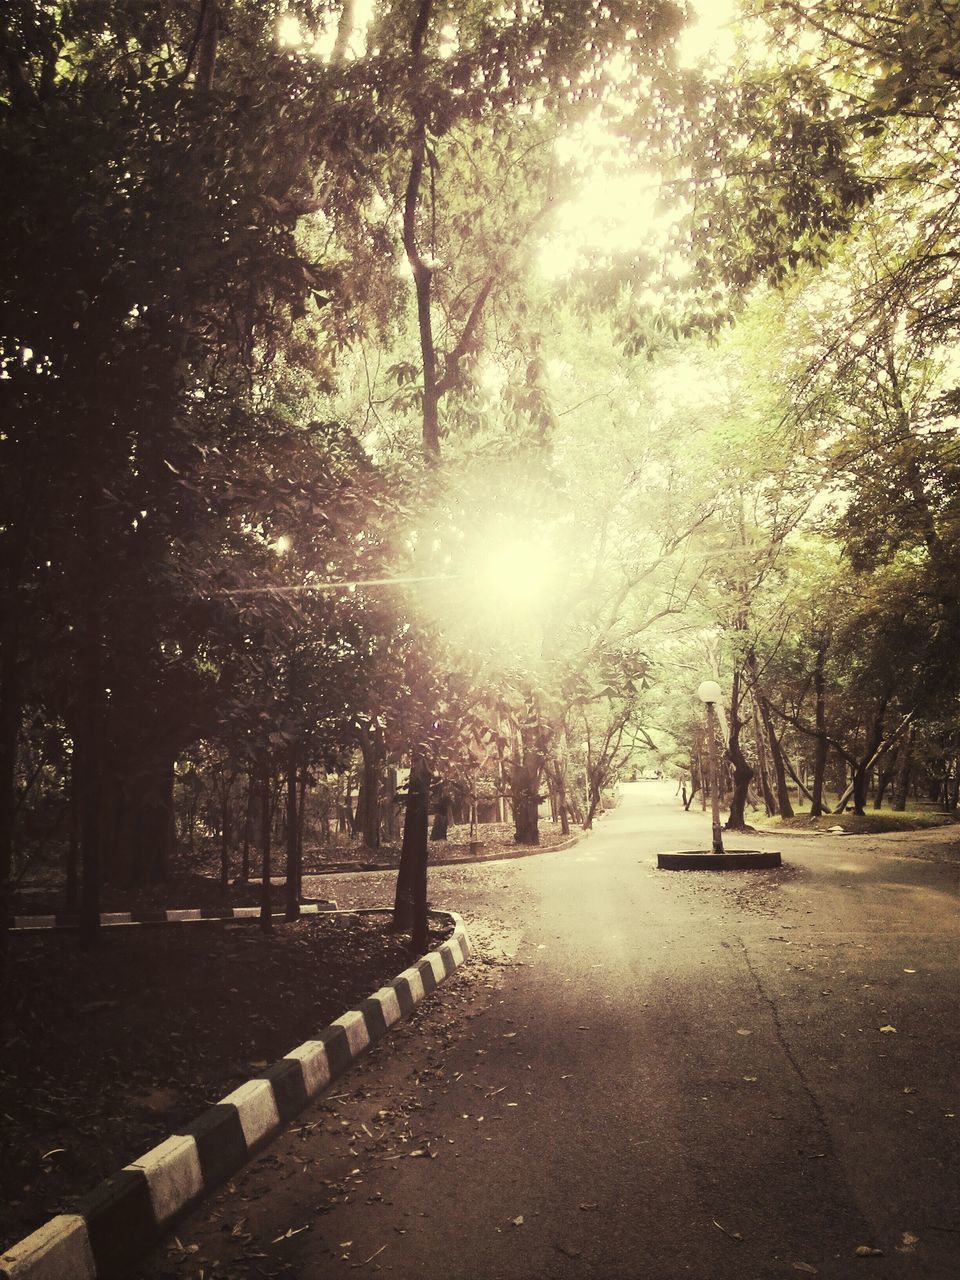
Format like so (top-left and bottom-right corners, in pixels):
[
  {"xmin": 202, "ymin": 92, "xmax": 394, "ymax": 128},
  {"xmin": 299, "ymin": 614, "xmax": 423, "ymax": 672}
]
[
  {"xmin": 0, "ymin": 909, "xmax": 471, "ymax": 1280},
  {"xmin": 10, "ymin": 901, "xmax": 338, "ymax": 933}
]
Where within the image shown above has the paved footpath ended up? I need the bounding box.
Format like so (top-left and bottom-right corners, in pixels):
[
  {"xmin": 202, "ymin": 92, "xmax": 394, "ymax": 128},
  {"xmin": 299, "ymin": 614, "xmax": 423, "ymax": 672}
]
[{"xmin": 141, "ymin": 783, "xmax": 959, "ymax": 1280}]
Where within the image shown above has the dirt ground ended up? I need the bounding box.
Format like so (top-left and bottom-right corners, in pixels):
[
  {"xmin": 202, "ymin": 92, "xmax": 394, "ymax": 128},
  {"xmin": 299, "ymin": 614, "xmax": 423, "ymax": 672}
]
[
  {"xmin": 0, "ymin": 821, "xmax": 567, "ymax": 1256},
  {"xmin": 0, "ymin": 908, "xmax": 458, "ymax": 1254}
]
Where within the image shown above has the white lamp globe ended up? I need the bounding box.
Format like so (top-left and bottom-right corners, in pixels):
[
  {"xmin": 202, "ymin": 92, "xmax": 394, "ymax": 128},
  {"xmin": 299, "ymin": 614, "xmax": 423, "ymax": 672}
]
[{"xmin": 697, "ymin": 679, "xmax": 723, "ymax": 704}]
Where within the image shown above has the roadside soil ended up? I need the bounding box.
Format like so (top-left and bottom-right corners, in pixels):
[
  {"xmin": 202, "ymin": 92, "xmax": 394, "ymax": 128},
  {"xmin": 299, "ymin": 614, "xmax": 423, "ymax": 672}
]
[
  {"xmin": 0, "ymin": 816, "xmax": 573, "ymax": 1254},
  {"xmin": 297, "ymin": 820, "xmax": 572, "ymax": 873},
  {"xmin": 0, "ymin": 907, "xmax": 453, "ymax": 1255}
]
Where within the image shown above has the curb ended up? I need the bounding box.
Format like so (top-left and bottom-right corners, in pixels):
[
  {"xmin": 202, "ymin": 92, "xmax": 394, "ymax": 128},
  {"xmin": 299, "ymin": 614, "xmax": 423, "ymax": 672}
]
[
  {"xmin": 300, "ymin": 829, "xmax": 591, "ymax": 876},
  {"xmin": 0, "ymin": 909, "xmax": 471, "ymax": 1280},
  {"xmin": 11, "ymin": 901, "xmax": 338, "ymax": 933},
  {"xmin": 657, "ymin": 850, "xmax": 783, "ymax": 870}
]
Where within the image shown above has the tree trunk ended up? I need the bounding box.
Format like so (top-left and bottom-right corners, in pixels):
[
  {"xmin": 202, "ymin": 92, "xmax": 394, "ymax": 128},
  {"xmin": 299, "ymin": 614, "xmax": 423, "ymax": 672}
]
[
  {"xmin": 850, "ymin": 762, "xmax": 870, "ymax": 816},
  {"xmin": 194, "ymin": 0, "xmax": 221, "ymax": 92},
  {"xmin": 66, "ymin": 755, "xmax": 80, "ymax": 910},
  {"xmin": 512, "ymin": 720, "xmax": 542, "ymax": 844},
  {"xmin": 330, "ymin": 0, "xmax": 357, "ymax": 64},
  {"xmin": 892, "ymin": 729, "xmax": 915, "ymax": 811},
  {"xmin": 780, "ymin": 748, "xmax": 813, "ymax": 802},
  {"xmin": 78, "ymin": 496, "xmax": 104, "ymax": 942},
  {"xmin": 548, "ymin": 757, "xmax": 571, "ymax": 836},
  {"xmin": 809, "ymin": 640, "xmax": 828, "ymax": 817},
  {"xmin": 758, "ymin": 694, "xmax": 794, "ymax": 818},
  {"xmin": 0, "ymin": 601, "xmax": 22, "ymax": 960},
  {"xmin": 383, "ymin": 766, "xmax": 399, "ymax": 841},
  {"xmin": 430, "ymin": 783, "xmax": 450, "ymax": 840},
  {"xmin": 584, "ymin": 774, "xmax": 603, "ymax": 829},
  {"xmin": 240, "ymin": 771, "xmax": 254, "ymax": 882},
  {"xmin": 725, "ymin": 670, "xmax": 755, "ymax": 831},
  {"xmin": 512, "ymin": 758, "xmax": 541, "ymax": 843},
  {"xmin": 285, "ymin": 748, "xmax": 301, "ymax": 922},
  {"xmin": 403, "ymin": 1, "xmax": 441, "ymax": 463},
  {"xmin": 297, "ymin": 766, "xmax": 308, "ymax": 868},
  {"xmin": 835, "ymin": 705, "xmax": 889, "ymax": 816},
  {"xmin": 259, "ymin": 764, "xmax": 273, "ymax": 933},
  {"xmin": 359, "ymin": 732, "xmax": 382, "ymax": 850},
  {"xmin": 873, "ymin": 762, "xmax": 895, "ymax": 810},
  {"xmin": 219, "ymin": 786, "xmax": 231, "ymax": 900},
  {"xmin": 138, "ymin": 756, "xmax": 175, "ymax": 884},
  {"xmin": 393, "ymin": 756, "xmax": 430, "ymax": 947},
  {"xmin": 751, "ymin": 696, "xmax": 777, "ymax": 816}
]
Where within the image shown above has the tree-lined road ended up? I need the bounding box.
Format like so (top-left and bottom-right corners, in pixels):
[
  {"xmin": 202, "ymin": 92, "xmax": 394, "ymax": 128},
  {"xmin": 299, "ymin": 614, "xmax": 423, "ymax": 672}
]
[{"xmin": 143, "ymin": 783, "xmax": 959, "ymax": 1280}]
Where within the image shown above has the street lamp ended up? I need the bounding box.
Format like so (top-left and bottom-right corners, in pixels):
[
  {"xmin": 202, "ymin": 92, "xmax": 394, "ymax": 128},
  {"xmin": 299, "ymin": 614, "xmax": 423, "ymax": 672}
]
[
  {"xmin": 697, "ymin": 679, "xmax": 724, "ymax": 855},
  {"xmin": 657, "ymin": 679, "xmax": 781, "ymax": 871}
]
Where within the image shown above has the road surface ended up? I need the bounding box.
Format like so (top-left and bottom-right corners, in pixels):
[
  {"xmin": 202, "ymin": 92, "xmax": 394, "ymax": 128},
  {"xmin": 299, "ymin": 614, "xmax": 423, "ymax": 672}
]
[{"xmin": 142, "ymin": 782, "xmax": 959, "ymax": 1280}]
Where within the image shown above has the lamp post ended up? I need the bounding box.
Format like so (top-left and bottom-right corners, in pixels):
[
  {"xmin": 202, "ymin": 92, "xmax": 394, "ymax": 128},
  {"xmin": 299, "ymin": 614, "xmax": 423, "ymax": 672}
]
[{"xmin": 697, "ymin": 679, "xmax": 724, "ymax": 855}]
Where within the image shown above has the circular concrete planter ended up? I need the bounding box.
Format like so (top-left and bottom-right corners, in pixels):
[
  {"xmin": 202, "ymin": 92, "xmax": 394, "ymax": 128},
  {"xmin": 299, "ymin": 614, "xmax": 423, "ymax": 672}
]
[{"xmin": 657, "ymin": 849, "xmax": 782, "ymax": 871}]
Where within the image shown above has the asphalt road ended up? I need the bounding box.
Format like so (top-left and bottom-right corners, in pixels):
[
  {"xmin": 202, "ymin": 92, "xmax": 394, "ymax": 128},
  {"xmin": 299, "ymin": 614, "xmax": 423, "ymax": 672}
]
[{"xmin": 141, "ymin": 782, "xmax": 959, "ymax": 1280}]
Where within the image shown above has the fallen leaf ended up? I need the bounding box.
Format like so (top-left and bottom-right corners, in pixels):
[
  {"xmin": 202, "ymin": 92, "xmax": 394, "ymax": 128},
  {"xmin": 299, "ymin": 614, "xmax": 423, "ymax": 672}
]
[
  {"xmin": 903, "ymin": 1087, "xmax": 917, "ymax": 1095},
  {"xmin": 903, "ymin": 969, "xmax": 916, "ymax": 974},
  {"xmin": 352, "ymin": 1244, "xmax": 388, "ymax": 1267},
  {"xmin": 511, "ymin": 1215, "xmax": 525, "ymax": 1227},
  {"xmin": 879, "ymin": 1026, "xmax": 896, "ymax": 1034},
  {"xmin": 736, "ymin": 1029, "xmax": 752, "ymax": 1037},
  {"xmin": 712, "ymin": 1220, "xmax": 744, "ymax": 1242},
  {"xmin": 579, "ymin": 1202, "xmax": 599, "ymax": 1211},
  {"xmin": 854, "ymin": 1245, "xmax": 883, "ymax": 1257},
  {"xmin": 792, "ymin": 1264, "xmax": 818, "ymax": 1275},
  {"xmin": 556, "ymin": 1243, "xmax": 582, "ymax": 1258},
  {"xmin": 271, "ymin": 1225, "xmax": 310, "ymax": 1244}
]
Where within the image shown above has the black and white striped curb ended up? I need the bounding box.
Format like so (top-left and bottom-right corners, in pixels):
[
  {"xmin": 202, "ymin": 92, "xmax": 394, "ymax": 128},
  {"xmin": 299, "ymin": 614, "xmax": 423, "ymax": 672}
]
[
  {"xmin": 11, "ymin": 901, "xmax": 338, "ymax": 932},
  {"xmin": 0, "ymin": 909, "xmax": 470, "ymax": 1280}
]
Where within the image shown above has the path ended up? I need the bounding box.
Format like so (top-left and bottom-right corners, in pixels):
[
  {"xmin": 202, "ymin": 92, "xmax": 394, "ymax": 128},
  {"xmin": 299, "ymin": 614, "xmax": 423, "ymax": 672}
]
[{"xmin": 141, "ymin": 783, "xmax": 959, "ymax": 1280}]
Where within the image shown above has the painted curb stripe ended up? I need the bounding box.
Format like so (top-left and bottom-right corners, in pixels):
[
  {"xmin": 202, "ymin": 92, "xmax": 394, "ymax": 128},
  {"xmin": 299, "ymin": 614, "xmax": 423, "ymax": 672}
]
[
  {"xmin": 127, "ymin": 1134, "xmax": 205, "ymax": 1225},
  {"xmin": 390, "ymin": 974, "xmax": 418, "ymax": 1016},
  {"xmin": 330, "ymin": 1008, "xmax": 371, "ymax": 1056},
  {"xmin": 77, "ymin": 1168, "xmax": 156, "ymax": 1280},
  {"xmin": 283, "ymin": 1040, "xmax": 332, "ymax": 1097},
  {"xmin": 255, "ymin": 1060, "xmax": 309, "ymax": 1123},
  {"xmin": 0, "ymin": 1215, "xmax": 96, "ymax": 1280},
  {"xmin": 11, "ymin": 901, "xmax": 337, "ymax": 932},
  {"xmin": 1, "ymin": 912, "xmax": 471, "ymax": 1280},
  {"xmin": 370, "ymin": 985, "xmax": 403, "ymax": 1029},
  {"xmin": 318, "ymin": 1023, "xmax": 353, "ymax": 1078},
  {"xmin": 175, "ymin": 1104, "xmax": 248, "ymax": 1190},
  {"xmin": 219, "ymin": 1079, "xmax": 281, "ymax": 1151}
]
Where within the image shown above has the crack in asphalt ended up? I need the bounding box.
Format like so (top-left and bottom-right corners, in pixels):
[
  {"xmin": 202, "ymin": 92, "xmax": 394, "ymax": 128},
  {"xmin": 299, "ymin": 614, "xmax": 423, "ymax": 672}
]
[
  {"xmin": 733, "ymin": 932, "xmax": 884, "ymax": 1246},
  {"xmin": 736, "ymin": 934, "xmax": 833, "ymax": 1140}
]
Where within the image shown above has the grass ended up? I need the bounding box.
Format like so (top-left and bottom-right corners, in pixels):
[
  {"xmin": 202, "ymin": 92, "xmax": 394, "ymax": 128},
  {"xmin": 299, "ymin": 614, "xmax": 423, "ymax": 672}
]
[{"xmin": 750, "ymin": 805, "xmax": 959, "ymax": 835}]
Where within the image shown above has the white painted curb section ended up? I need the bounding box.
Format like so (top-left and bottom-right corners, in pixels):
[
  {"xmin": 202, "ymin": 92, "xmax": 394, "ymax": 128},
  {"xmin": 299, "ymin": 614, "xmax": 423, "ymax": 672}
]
[
  {"xmin": 220, "ymin": 1079, "xmax": 281, "ymax": 1150},
  {"xmin": 284, "ymin": 1040, "xmax": 333, "ymax": 1095},
  {"xmin": 128, "ymin": 1135, "xmax": 205, "ymax": 1224},
  {"xmin": 0, "ymin": 1217, "xmax": 96, "ymax": 1280}
]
